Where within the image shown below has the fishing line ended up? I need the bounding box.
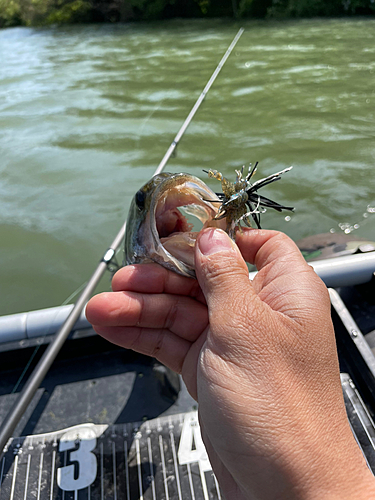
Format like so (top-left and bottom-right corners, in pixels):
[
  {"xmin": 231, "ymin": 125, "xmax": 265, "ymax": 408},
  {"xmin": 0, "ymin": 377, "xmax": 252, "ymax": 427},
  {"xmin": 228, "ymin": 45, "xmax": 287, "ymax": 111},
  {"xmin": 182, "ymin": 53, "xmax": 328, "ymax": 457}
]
[
  {"xmin": 11, "ymin": 348, "xmax": 41, "ymax": 395},
  {"xmin": 10, "ymin": 280, "xmax": 89, "ymax": 395},
  {"xmin": 12, "ymin": 251, "xmax": 123, "ymax": 395},
  {"xmin": 10, "ymin": 255, "xmax": 123, "ymax": 396},
  {"xmin": 136, "ymin": 102, "xmax": 163, "ymax": 149}
]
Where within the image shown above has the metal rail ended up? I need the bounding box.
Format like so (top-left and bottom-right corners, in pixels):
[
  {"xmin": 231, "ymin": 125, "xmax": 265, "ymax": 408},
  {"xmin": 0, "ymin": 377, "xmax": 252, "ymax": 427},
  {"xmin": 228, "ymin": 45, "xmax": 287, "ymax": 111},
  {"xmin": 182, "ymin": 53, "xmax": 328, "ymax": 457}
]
[
  {"xmin": 248, "ymin": 251, "xmax": 375, "ymax": 288},
  {"xmin": 0, "ymin": 27, "xmax": 244, "ymax": 455},
  {"xmin": 1, "ymin": 249, "xmax": 375, "ymax": 344}
]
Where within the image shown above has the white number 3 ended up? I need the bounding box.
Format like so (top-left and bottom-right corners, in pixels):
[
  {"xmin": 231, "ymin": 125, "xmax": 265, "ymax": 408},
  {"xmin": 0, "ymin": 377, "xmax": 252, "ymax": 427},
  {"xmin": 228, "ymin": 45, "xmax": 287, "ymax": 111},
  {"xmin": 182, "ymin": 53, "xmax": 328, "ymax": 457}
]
[{"xmin": 57, "ymin": 426, "xmax": 97, "ymax": 491}]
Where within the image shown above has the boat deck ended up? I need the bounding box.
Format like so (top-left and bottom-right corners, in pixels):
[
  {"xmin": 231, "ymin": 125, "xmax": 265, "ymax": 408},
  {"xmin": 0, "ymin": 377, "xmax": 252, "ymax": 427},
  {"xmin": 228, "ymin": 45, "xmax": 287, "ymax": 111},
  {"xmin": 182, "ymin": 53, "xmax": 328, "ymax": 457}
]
[{"xmin": 1, "ymin": 279, "xmax": 375, "ymax": 499}]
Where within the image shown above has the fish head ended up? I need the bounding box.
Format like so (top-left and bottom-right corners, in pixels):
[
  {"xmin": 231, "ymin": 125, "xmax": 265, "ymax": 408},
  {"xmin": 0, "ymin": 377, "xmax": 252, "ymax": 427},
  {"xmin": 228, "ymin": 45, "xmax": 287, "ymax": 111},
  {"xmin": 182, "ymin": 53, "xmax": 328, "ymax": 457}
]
[{"xmin": 125, "ymin": 172, "xmax": 224, "ymax": 278}]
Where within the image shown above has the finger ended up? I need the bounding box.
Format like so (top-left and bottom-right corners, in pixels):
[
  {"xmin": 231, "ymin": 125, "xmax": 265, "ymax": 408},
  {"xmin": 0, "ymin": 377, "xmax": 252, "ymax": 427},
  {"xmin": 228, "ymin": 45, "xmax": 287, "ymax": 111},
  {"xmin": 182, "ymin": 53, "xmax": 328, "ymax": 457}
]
[
  {"xmin": 111, "ymin": 264, "xmax": 206, "ymax": 303},
  {"xmin": 194, "ymin": 228, "xmax": 262, "ymax": 344},
  {"xmin": 195, "ymin": 227, "xmax": 256, "ymax": 304},
  {"xmin": 86, "ymin": 291, "xmax": 208, "ymax": 341},
  {"xmin": 93, "ymin": 325, "xmax": 191, "ymax": 374},
  {"xmin": 235, "ymin": 229, "xmax": 329, "ymax": 313},
  {"xmin": 235, "ymin": 229, "xmax": 308, "ymax": 274}
]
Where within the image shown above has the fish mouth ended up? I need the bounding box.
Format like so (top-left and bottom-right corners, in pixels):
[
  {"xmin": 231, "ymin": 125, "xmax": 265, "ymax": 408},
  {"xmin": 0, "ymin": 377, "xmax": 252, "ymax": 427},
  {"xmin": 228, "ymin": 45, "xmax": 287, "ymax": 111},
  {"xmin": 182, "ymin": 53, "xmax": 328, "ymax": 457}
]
[
  {"xmin": 152, "ymin": 181, "xmax": 222, "ymax": 270},
  {"xmin": 156, "ymin": 196, "xmax": 193, "ymax": 239}
]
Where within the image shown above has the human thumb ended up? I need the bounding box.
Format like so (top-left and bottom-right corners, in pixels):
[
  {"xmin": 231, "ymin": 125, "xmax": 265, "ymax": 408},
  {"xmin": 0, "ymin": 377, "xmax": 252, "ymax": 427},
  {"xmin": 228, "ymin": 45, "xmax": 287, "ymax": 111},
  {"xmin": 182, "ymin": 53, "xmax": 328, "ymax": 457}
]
[{"xmin": 195, "ymin": 228, "xmax": 257, "ymax": 336}]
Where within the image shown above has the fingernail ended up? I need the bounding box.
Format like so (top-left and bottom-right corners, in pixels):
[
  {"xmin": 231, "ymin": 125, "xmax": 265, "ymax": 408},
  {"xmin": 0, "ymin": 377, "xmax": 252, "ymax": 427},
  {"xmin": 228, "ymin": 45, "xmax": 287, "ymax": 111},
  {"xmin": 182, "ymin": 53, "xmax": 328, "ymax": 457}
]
[{"xmin": 198, "ymin": 228, "xmax": 234, "ymax": 256}]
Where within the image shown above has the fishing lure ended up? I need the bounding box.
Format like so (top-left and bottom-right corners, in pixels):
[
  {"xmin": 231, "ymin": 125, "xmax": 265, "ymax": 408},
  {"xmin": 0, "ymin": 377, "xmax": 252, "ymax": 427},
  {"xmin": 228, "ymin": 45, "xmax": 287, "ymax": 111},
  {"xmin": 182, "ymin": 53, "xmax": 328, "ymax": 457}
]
[{"xmin": 204, "ymin": 163, "xmax": 294, "ymax": 239}]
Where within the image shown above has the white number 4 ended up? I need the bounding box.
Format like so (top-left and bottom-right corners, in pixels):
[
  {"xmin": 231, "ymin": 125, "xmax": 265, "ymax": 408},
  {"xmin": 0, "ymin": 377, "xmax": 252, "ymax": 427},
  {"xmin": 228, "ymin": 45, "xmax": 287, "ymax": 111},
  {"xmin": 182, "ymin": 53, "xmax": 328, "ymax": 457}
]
[{"xmin": 178, "ymin": 412, "xmax": 212, "ymax": 472}]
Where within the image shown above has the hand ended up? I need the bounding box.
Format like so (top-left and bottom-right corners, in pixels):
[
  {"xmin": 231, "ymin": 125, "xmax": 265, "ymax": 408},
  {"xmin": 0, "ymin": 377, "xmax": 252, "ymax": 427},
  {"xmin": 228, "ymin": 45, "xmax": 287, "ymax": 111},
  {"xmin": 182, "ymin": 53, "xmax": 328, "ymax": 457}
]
[{"xmin": 86, "ymin": 228, "xmax": 375, "ymax": 500}]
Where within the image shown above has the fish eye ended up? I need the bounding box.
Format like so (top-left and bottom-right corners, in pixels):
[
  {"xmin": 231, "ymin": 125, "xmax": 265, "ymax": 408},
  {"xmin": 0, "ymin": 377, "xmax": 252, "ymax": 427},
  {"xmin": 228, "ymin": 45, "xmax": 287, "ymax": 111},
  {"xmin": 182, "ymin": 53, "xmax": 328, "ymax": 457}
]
[{"xmin": 135, "ymin": 189, "xmax": 146, "ymax": 209}]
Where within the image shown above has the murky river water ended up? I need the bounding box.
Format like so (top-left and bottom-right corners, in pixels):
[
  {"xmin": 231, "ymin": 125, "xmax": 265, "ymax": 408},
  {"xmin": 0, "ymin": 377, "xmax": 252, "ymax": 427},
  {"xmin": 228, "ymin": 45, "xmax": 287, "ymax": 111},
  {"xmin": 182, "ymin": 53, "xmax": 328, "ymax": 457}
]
[{"xmin": 1, "ymin": 18, "xmax": 375, "ymax": 315}]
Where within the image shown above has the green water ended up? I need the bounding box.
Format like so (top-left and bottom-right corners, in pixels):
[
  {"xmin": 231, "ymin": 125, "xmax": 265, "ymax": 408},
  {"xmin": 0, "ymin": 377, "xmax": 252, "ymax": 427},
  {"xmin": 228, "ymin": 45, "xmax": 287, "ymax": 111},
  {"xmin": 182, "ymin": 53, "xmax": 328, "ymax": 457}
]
[{"xmin": 1, "ymin": 18, "xmax": 375, "ymax": 316}]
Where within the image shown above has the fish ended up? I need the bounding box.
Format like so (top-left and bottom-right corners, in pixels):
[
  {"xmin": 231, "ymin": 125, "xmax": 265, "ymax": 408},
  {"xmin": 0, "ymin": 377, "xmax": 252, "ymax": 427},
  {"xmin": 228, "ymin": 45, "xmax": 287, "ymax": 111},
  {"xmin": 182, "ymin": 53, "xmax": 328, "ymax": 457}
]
[
  {"xmin": 124, "ymin": 166, "xmax": 294, "ymax": 278},
  {"xmin": 124, "ymin": 172, "xmax": 224, "ymax": 278}
]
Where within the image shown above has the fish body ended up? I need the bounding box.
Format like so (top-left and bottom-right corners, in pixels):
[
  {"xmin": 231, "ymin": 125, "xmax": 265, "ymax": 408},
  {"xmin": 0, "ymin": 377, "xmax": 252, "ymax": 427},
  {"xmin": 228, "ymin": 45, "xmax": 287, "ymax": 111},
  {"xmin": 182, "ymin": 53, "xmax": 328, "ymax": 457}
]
[
  {"xmin": 125, "ymin": 172, "xmax": 223, "ymax": 278},
  {"xmin": 125, "ymin": 166, "xmax": 294, "ymax": 278}
]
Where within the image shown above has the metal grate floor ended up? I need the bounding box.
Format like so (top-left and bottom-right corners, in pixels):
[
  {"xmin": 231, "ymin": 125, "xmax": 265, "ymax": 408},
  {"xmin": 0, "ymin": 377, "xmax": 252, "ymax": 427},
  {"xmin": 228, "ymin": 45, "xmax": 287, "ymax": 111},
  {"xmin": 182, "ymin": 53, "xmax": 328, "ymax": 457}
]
[
  {"xmin": 2, "ymin": 371, "xmax": 375, "ymax": 499},
  {"xmin": 0, "ymin": 411, "xmax": 220, "ymax": 500}
]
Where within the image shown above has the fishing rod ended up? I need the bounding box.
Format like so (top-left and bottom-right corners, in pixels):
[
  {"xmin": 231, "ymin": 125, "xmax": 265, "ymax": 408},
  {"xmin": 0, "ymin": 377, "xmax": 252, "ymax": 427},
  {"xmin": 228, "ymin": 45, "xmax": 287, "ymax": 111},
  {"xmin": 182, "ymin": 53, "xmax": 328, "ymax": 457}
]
[{"xmin": 0, "ymin": 27, "xmax": 244, "ymax": 455}]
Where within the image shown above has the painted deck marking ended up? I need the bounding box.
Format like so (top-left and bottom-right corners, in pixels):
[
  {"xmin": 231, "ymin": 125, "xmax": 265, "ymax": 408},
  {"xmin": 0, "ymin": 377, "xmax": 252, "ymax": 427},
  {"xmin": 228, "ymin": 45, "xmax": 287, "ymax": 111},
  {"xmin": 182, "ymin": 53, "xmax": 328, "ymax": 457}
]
[
  {"xmin": 0, "ymin": 456, "xmax": 5, "ymax": 492},
  {"xmin": 200, "ymin": 467, "xmax": 209, "ymax": 500},
  {"xmin": 37, "ymin": 452, "xmax": 44, "ymax": 500},
  {"xmin": 71, "ymin": 433, "xmax": 81, "ymax": 500},
  {"xmin": 100, "ymin": 442, "xmax": 104, "ymax": 500},
  {"xmin": 50, "ymin": 450, "xmax": 56, "ymax": 500},
  {"xmin": 170, "ymin": 430, "xmax": 183, "ymax": 500},
  {"xmin": 62, "ymin": 451, "xmax": 66, "ymax": 500},
  {"xmin": 136, "ymin": 437, "xmax": 143, "ymax": 500},
  {"xmin": 50, "ymin": 435, "xmax": 58, "ymax": 500},
  {"xmin": 147, "ymin": 436, "xmax": 156, "ymax": 500},
  {"xmin": 187, "ymin": 463, "xmax": 196, "ymax": 500},
  {"xmin": 2, "ymin": 413, "xmax": 222, "ymax": 500},
  {"xmin": 124, "ymin": 440, "xmax": 130, "ymax": 500},
  {"xmin": 58, "ymin": 428, "xmax": 97, "ymax": 493},
  {"xmin": 214, "ymin": 474, "xmax": 221, "ymax": 499},
  {"xmin": 9, "ymin": 454, "xmax": 18, "ymax": 500},
  {"xmin": 159, "ymin": 435, "xmax": 170, "ymax": 500},
  {"xmin": 178, "ymin": 412, "xmax": 211, "ymax": 500},
  {"xmin": 112, "ymin": 441, "xmax": 117, "ymax": 500},
  {"xmin": 23, "ymin": 454, "xmax": 31, "ymax": 500}
]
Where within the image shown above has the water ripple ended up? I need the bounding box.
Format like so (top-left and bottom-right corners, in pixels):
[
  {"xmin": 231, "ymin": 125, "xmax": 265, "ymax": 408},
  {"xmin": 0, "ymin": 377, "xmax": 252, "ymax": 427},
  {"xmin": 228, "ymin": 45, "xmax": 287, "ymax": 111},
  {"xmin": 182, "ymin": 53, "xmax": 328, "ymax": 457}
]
[{"xmin": 1, "ymin": 18, "xmax": 375, "ymax": 314}]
